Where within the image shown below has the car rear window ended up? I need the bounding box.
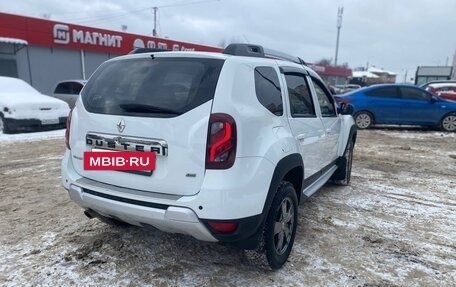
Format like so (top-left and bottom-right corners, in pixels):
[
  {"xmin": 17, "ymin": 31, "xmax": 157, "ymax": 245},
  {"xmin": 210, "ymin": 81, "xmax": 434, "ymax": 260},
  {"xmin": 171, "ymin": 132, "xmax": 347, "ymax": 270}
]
[
  {"xmin": 254, "ymin": 67, "xmax": 283, "ymax": 116},
  {"xmin": 81, "ymin": 57, "xmax": 224, "ymax": 117}
]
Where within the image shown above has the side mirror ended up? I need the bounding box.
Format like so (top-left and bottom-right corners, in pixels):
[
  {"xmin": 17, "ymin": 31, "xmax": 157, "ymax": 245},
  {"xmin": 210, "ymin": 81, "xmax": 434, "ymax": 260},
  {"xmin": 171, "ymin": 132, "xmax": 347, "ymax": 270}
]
[
  {"xmin": 430, "ymin": 95, "xmax": 439, "ymax": 103},
  {"xmin": 339, "ymin": 103, "xmax": 354, "ymax": 115}
]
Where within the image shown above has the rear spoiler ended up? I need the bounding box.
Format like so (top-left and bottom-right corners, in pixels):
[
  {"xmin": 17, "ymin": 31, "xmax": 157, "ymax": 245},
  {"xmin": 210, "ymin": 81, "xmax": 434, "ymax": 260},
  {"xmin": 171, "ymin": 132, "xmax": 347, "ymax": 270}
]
[{"xmin": 128, "ymin": 48, "xmax": 168, "ymax": 54}]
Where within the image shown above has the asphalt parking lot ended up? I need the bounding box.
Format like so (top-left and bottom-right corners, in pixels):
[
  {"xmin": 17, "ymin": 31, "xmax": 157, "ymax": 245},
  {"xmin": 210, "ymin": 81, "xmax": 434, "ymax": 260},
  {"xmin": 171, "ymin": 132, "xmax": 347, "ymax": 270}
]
[{"xmin": 0, "ymin": 129, "xmax": 455, "ymax": 286}]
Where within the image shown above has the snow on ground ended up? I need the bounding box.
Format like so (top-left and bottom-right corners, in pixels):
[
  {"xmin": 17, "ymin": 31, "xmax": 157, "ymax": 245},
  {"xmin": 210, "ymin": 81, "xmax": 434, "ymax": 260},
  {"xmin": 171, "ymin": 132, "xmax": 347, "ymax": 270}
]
[
  {"xmin": 374, "ymin": 129, "xmax": 456, "ymax": 139},
  {"xmin": 0, "ymin": 129, "xmax": 455, "ymax": 286},
  {"xmin": 0, "ymin": 129, "xmax": 65, "ymax": 143}
]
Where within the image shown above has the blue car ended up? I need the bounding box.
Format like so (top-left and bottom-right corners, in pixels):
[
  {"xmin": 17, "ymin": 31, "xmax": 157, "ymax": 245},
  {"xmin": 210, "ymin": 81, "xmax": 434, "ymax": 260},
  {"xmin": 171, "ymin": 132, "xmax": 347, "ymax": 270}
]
[{"xmin": 335, "ymin": 84, "xmax": 456, "ymax": 132}]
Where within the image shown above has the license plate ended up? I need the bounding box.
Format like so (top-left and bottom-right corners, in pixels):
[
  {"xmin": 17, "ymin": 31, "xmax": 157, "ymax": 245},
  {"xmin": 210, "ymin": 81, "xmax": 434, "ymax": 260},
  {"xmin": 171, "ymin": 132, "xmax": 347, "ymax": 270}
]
[
  {"xmin": 83, "ymin": 151, "xmax": 156, "ymax": 175},
  {"xmin": 41, "ymin": 118, "xmax": 59, "ymax": 125}
]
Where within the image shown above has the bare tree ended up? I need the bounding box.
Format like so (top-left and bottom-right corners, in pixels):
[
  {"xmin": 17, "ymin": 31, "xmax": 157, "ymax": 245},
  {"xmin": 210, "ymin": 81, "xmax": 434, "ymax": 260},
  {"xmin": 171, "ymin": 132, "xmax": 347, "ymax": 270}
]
[
  {"xmin": 218, "ymin": 39, "xmax": 227, "ymax": 48},
  {"xmin": 315, "ymin": 58, "xmax": 332, "ymax": 66}
]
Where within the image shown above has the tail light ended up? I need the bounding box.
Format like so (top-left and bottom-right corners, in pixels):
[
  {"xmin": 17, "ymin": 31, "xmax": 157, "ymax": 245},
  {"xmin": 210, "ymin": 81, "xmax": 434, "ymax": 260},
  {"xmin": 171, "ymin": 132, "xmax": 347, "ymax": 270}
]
[
  {"xmin": 65, "ymin": 109, "xmax": 73, "ymax": 150},
  {"xmin": 206, "ymin": 113, "xmax": 236, "ymax": 169},
  {"xmin": 207, "ymin": 221, "xmax": 238, "ymax": 233}
]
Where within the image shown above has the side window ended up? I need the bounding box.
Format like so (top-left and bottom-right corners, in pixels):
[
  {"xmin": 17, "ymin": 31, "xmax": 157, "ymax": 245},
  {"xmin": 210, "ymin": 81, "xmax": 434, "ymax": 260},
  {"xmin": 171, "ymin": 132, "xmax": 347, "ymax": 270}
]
[
  {"xmin": 284, "ymin": 73, "xmax": 316, "ymax": 117},
  {"xmin": 366, "ymin": 87, "xmax": 400, "ymax": 98},
  {"xmin": 400, "ymin": 87, "xmax": 431, "ymax": 101},
  {"xmin": 54, "ymin": 83, "xmax": 70, "ymax": 94},
  {"xmin": 311, "ymin": 78, "xmax": 336, "ymax": 117},
  {"xmin": 436, "ymin": 86, "xmax": 454, "ymax": 92},
  {"xmin": 71, "ymin": 83, "xmax": 84, "ymax": 94},
  {"xmin": 254, "ymin": 67, "xmax": 283, "ymax": 116}
]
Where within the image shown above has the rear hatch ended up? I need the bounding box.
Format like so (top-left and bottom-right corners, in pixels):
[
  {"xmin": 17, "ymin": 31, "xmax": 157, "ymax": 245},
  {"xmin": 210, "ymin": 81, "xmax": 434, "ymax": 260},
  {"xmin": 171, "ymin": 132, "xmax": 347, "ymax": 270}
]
[{"xmin": 70, "ymin": 54, "xmax": 225, "ymax": 196}]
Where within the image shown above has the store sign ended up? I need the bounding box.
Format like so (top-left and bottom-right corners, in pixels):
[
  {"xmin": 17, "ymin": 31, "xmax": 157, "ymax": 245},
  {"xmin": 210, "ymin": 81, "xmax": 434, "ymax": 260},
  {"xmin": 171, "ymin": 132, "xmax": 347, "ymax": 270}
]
[
  {"xmin": 0, "ymin": 12, "xmax": 221, "ymax": 55},
  {"xmin": 309, "ymin": 64, "xmax": 326, "ymax": 73},
  {"xmin": 132, "ymin": 38, "xmax": 195, "ymax": 51},
  {"xmin": 53, "ymin": 24, "xmax": 123, "ymax": 48}
]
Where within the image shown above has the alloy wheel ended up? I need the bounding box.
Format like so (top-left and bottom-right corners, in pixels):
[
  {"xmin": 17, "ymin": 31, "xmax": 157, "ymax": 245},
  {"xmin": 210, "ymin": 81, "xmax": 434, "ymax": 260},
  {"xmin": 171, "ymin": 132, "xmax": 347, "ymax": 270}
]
[
  {"xmin": 442, "ymin": 115, "xmax": 456, "ymax": 132},
  {"xmin": 273, "ymin": 197, "xmax": 295, "ymax": 255},
  {"xmin": 355, "ymin": 113, "xmax": 372, "ymax": 129}
]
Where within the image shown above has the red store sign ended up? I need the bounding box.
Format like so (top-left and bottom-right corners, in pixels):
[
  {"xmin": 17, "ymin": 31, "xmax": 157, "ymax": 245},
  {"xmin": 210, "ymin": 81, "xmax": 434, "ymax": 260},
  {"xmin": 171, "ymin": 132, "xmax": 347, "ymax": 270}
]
[{"xmin": 0, "ymin": 12, "xmax": 222, "ymax": 54}]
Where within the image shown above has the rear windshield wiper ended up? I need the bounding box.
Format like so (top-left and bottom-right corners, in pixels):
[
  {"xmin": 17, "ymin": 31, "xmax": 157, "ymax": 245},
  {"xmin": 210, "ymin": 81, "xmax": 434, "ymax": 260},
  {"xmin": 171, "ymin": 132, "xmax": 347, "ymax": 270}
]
[{"xmin": 119, "ymin": 103, "xmax": 181, "ymax": 115}]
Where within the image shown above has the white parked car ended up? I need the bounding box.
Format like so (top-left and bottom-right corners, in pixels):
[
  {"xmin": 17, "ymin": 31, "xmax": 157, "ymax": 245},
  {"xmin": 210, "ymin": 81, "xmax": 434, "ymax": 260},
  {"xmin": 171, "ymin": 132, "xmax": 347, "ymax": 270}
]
[
  {"xmin": 61, "ymin": 44, "xmax": 356, "ymax": 269},
  {"xmin": 0, "ymin": 76, "xmax": 70, "ymax": 133},
  {"xmin": 52, "ymin": 80, "xmax": 87, "ymax": 108}
]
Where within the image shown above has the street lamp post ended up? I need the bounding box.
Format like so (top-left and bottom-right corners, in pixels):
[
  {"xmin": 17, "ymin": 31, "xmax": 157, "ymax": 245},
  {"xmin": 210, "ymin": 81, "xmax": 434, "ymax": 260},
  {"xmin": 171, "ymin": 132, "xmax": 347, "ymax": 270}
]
[
  {"xmin": 152, "ymin": 7, "xmax": 158, "ymax": 36},
  {"xmin": 334, "ymin": 7, "xmax": 344, "ymax": 67}
]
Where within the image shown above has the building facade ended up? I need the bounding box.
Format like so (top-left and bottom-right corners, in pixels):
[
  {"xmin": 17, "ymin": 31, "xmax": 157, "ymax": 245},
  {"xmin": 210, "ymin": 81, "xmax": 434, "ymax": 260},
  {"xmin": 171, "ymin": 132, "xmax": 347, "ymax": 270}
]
[
  {"xmin": 0, "ymin": 13, "xmax": 220, "ymax": 95},
  {"xmin": 350, "ymin": 66, "xmax": 396, "ymax": 86},
  {"xmin": 415, "ymin": 66, "xmax": 454, "ymax": 86},
  {"xmin": 308, "ymin": 64, "xmax": 352, "ymax": 86}
]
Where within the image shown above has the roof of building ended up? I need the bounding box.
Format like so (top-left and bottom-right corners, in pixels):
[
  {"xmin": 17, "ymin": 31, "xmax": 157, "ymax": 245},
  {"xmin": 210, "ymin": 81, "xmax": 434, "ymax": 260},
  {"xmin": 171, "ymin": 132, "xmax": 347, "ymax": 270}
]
[
  {"xmin": 0, "ymin": 37, "xmax": 28, "ymax": 45},
  {"xmin": 368, "ymin": 66, "xmax": 396, "ymax": 76},
  {"xmin": 352, "ymin": 71, "xmax": 379, "ymax": 78}
]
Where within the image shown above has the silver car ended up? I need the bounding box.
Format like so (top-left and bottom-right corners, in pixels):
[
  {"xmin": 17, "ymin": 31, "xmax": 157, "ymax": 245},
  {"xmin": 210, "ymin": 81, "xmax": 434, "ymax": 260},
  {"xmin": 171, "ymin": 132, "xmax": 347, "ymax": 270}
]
[{"xmin": 53, "ymin": 80, "xmax": 87, "ymax": 108}]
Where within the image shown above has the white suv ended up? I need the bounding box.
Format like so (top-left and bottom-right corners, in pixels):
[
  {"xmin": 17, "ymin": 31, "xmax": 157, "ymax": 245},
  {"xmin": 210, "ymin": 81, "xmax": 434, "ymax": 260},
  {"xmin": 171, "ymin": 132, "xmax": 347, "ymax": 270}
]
[{"xmin": 61, "ymin": 44, "xmax": 356, "ymax": 269}]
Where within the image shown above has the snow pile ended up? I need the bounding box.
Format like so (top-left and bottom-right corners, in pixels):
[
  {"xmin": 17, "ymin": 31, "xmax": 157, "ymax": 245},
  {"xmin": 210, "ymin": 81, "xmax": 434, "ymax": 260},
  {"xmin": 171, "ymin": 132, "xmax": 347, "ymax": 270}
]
[
  {"xmin": 0, "ymin": 76, "xmax": 69, "ymax": 120},
  {"xmin": 0, "ymin": 129, "xmax": 65, "ymax": 143},
  {"xmin": 375, "ymin": 129, "xmax": 456, "ymax": 139}
]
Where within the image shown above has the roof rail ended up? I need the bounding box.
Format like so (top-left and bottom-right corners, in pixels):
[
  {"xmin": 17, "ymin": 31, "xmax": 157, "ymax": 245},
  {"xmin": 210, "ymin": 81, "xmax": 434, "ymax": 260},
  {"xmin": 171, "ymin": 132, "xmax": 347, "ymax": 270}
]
[
  {"xmin": 222, "ymin": 43, "xmax": 306, "ymax": 66},
  {"xmin": 128, "ymin": 48, "xmax": 168, "ymax": 54},
  {"xmin": 223, "ymin": 43, "xmax": 265, "ymax": 58},
  {"xmin": 264, "ymin": 48, "xmax": 306, "ymax": 65}
]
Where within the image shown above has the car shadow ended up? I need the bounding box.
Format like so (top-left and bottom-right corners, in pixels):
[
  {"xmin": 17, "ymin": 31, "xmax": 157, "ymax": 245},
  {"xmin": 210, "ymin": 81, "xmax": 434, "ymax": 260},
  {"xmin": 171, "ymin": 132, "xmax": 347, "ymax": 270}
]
[
  {"xmin": 59, "ymin": 220, "xmax": 277, "ymax": 283},
  {"xmin": 368, "ymin": 125, "xmax": 436, "ymax": 132}
]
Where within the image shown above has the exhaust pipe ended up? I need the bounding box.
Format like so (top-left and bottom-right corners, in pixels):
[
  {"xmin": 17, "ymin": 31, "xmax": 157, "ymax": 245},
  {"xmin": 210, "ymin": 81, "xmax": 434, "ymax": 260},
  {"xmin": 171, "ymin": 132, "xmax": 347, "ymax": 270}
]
[{"xmin": 84, "ymin": 209, "xmax": 97, "ymax": 219}]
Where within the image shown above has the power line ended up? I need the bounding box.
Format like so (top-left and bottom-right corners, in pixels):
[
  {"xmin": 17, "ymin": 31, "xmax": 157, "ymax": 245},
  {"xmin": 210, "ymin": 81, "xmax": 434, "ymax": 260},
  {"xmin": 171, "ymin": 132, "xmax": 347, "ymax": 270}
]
[
  {"xmin": 158, "ymin": 0, "xmax": 220, "ymax": 9},
  {"xmin": 49, "ymin": 0, "xmax": 221, "ymax": 36},
  {"xmin": 61, "ymin": 6, "xmax": 152, "ymax": 23},
  {"xmin": 152, "ymin": 0, "xmax": 220, "ymax": 36},
  {"xmin": 60, "ymin": 0, "xmax": 219, "ymax": 23}
]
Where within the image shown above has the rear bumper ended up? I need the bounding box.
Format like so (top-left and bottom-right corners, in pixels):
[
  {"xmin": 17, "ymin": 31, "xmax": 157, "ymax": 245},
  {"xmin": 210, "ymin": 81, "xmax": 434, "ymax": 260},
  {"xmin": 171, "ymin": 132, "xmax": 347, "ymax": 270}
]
[
  {"xmin": 61, "ymin": 149, "xmax": 273, "ymax": 245},
  {"xmin": 4, "ymin": 117, "xmax": 67, "ymax": 132},
  {"xmin": 67, "ymin": 183, "xmax": 217, "ymax": 242}
]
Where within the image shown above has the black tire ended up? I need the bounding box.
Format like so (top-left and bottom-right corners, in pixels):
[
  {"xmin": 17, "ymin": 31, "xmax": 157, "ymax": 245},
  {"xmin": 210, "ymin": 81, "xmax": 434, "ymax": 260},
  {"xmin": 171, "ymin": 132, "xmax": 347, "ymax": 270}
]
[
  {"xmin": 441, "ymin": 112, "xmax": 456, "ymax": 132},
  {"xmin": 0, "ymin": 114, "xmax": 4, "ymax": 133},
  {"xmin": 0, "ymin": 114, "xmax": 12, "ymax": 134},
  {"xmin": 354, "ymin": 111, "xmax": 373, "ymax": 129},
  {"xmin": 263, "ymin": 181, "xmax": 298, "ymax": 269},
  {"xmin": 332, "ymin": 139, "xmax": 354, "ymax": 185}
]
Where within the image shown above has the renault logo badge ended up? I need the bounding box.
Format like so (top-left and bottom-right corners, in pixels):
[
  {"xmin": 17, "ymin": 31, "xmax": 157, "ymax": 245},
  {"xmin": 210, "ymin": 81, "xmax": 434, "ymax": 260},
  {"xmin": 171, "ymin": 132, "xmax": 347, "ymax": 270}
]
[{"xmin": 117, "ymin": 119, "xmax": 126, "ymax": 133}]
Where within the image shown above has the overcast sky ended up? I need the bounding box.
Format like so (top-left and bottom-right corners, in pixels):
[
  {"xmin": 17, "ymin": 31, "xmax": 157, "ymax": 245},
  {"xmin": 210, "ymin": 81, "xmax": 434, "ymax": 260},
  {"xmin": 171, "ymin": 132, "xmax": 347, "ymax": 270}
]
[{"xmin": 2, "ymin": 0, "xmax": 455, "ymax": 81}]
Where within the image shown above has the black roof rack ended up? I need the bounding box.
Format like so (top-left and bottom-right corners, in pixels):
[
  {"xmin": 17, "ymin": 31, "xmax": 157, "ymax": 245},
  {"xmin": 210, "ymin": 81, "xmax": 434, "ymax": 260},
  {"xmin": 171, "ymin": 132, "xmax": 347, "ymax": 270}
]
[
  {"xmin": 223, "ymin": 43, "xmax": 306, "ymax": 66},
  {"xmin": 264, "ymin": 48, "xmax": 306, "ymax": 65},
  {"xmin": 128, "ymin": 48, "xmax": 168, "ymax": 54},
  {"xmin": 128, "ymin": 44, "xmax": 307, "ymax": 66},
  {"xmin": 223, "ymin": 43, "xmax": 265, "ymax": 58}
]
